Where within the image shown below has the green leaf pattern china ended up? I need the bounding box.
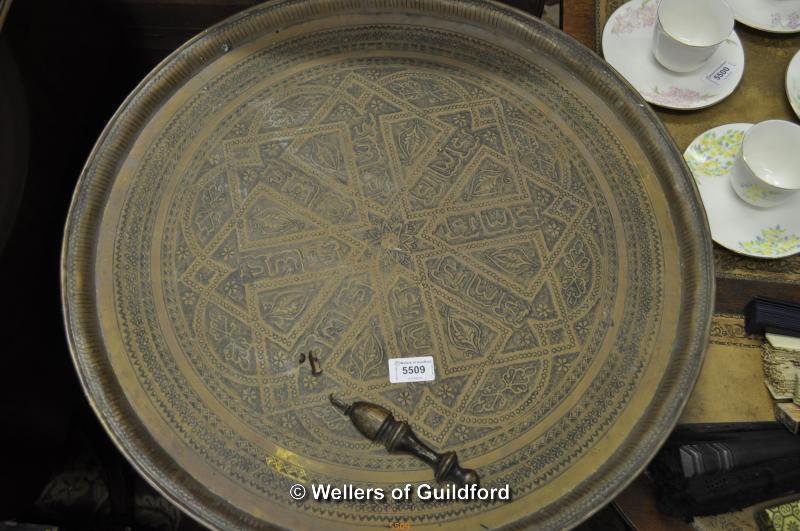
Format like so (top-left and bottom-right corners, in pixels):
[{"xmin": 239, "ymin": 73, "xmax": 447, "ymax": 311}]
[
  {"xmin": 686, "ymin": 127, "xmax": 744, "ymax": 177},
  {"xmin": 684, "ymin": 123, "xmax": 800, "ymax": 259},
  {"xmin": 740, "ymin": 226, "xmax": 800, "ymax": 258}
]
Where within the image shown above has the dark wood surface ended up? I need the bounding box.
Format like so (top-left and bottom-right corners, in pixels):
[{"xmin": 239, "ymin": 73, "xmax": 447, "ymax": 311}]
[
  {"xmin": 612, "ymin": 476, "xmax": 694, "ymax": 531},
  {"xmin": 716, "ymin": 277, "xmax": 800, "ymax": 315},
  {"xmin": 562, "ymin": 0, "xmax": 596, "ymax": 49}
]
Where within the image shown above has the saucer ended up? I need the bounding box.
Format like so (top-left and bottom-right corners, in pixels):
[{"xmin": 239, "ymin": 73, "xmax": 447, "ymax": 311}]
[
  {"xmin": 727, "ymin": 0, "xmax": 800, "ymax": 33},
  {"xmin": 603, "ymin": 0, "xmax": 745, "ymax": 110},
  {"xmin": 787, "ymin": 50, "xmax": 800, "ymax": 119},
  {"xmin": 685, "ymin": 123, "xmax": 800, "ymax": 259}
]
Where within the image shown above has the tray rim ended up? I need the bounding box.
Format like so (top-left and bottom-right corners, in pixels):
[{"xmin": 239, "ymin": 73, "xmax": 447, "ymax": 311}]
[{"xmin": 60, "ymin": 0, "xmax": 715, "ymax": 528}]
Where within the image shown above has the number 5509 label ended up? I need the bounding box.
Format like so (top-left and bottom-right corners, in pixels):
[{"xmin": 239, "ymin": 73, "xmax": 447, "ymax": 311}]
[{"xmin": 388, "ymin": 356, "xmax": 435, "ymax": 383}]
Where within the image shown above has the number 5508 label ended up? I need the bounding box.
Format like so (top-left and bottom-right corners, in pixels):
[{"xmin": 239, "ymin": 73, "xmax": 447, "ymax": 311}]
[{"xmin": 388, "ymin": 356, "xmax": 435, "ymax": 383}]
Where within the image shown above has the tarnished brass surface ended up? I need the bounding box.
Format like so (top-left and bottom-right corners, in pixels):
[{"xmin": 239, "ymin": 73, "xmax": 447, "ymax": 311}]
[{"xmin": 61, "ymin": 1, "xmax": 713, "ymax": 528}]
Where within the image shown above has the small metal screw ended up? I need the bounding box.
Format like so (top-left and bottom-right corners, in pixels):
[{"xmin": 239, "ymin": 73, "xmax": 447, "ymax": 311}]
[{"xmin": 308, "ymin": 351, "xmax": 322, "ymax": 376}]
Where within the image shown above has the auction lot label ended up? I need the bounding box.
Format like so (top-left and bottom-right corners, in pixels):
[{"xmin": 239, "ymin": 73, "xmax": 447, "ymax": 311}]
[{"xmin": 388, "ymin": 356, "xmax": 435, "ymax": 383}]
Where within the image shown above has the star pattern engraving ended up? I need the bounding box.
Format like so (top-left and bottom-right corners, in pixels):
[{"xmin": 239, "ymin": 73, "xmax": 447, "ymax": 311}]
[{"xmin": 170, "ymin": 65, "xmax": 606, "ymax": 456}]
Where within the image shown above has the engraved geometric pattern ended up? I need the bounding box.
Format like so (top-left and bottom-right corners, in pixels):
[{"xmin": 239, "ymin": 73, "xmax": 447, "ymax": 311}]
[
  {"xmin": 128, "ymin": 33, "xmax": 638, "ymax": 523},
  {"xmin": 170, "ymin": 61, "xmax": 613, "ymax": 463},
  {"xmin": 62, "ymin": 2, "xmax": 713, "ymax": 529}
]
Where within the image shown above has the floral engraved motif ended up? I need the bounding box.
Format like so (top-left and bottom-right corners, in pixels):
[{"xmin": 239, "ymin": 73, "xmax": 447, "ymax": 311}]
[
  {"xmin": 258, "ymin": 287, "xmax": 315, "ymax": 333},
  {"xmin": 363, "ymin": 213, "xmax": 427, "ymax": 271},
  {"xmin": 193, "ymin": 178, "xmax": 230, "ymax": 240},
  {"xmin": 511, "ymin": 126, "xmax": 557, "ymax": 178},
  {"xmin": 344, "ymin": 324, "xmax": 386, "ymax": 381},
  {"xmin": 387, "ymin": 78, "xmax": 461, "ymax": 107},
  {"xmin": 396, "ymin": 119, "xmax": 431, "ymax": 165},
  {"xmin": 241, "ymin": 386, "xmax": 260, "ymax": 410},
  {"xmin": 309, "ymin": 406, "xmax": 349, "ymax": 432},
  {"xmin": 176, "ymin": 245, "xmax": 190, "ymax": 262},
  {"xmin": 560, "ymin": 243, "xmax": 591, "ymax": 306},
  {"xmin": 208, "ymin": 309, "xmax": 254, "ymax": 373},
  {"xmin": 270, "ymin": 349, "xmax": 289, "ymax": 371},
  {"xmin": 462, "ymin": 161, "xmax": 515, "ymax": 201},
  {"xmin": 396, "ymin": 389, "xmax": 413, "ymax": 407},
  {"xmin": 300, "ymin": 371, "xmax": 323, "ymax": 392},
  {"xmin": 542, "ymin": 217, "xmax": 566, "ymax": 248},
  {"xmin": 181, "ymin": 290, "xmax": 196, "ymax": 307},
  {"xmin": 310, "ymin": 137, "xmax": 343, "ymax": 172},
  {"xmin": 219, "ymin": 245, "xmax": 235, "ymax": 262},
  {"xmin": 260, "ymin": 94, "xmax": 326, "ymax": 129},
  {"xmin": 454, "ymin": 425, "xmax": 470, "ymax": 441},
  {"xmin": 504, "ymin": 326, "xmax": 539, "ymax": 352},
  {"xmin": 423, "ymin": 378, "xmax": 468, "ymax": 410},
  {"xmin": 446, "ymin": 311, "xmax": 483, "ymax": 358},
  {"xmin": 222, "ymin": 280, "xmax": 242, "ymax": 299},
  {"xmin": 484, "ymin": 245, "xmax": 540, "ymax": 279},
  {"xmin": 246, "ymin": 201, "xmax": 305, "ymax": 239},
  {"xmin": 424, "ymin": 410, "xmax": 444, "ymax": 428},
  {"xmin": 438, "ymin": 382, "xmax": 457, "ymax": 403},
  {"xmin": 296, "ymin": 132, "xmax": 347, "ymax": 184},
  {"xmin": 366, "ymin": 96, "xmax": 399, "ymax": 116},
  {"xmin": 470, "ymin": 367, "xmax": 532, "ymax": 414}
]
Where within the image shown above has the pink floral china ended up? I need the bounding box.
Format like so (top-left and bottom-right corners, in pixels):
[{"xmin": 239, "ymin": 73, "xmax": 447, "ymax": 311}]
[
  {"xmin": 603, "ymin": 0, "xmax": 745, "ymax": 110},
  {"xmin": 727, "ymin": 0, "xmax": 800, "ymax": 34}
]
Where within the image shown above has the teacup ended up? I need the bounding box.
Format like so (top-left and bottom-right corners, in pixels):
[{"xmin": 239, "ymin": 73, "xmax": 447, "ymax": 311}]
[
  {"xmin": 730, "ymin": 120, "xmax": 800, "ymax": 208},
  {"xmin": 652, "ymin": 0, "xmax": 734, "ymax": 73}
]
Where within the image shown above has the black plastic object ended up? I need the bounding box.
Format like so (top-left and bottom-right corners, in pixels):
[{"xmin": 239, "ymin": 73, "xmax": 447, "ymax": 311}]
[{"xmin": 744, "ymin": 296, "xmax": 800, "ymax": 337}]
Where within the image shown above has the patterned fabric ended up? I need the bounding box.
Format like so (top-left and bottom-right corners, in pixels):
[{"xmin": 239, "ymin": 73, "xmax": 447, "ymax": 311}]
[
  {"xmin": 756, "ymin": 499, "xmax": 800, "ymax": 531},
  {"xmin": 681, "ymin": 314, "xmax": 772, "ymax": 424},
  {"xmin": 693, "ymin": 508, "xmax": 759, "ymax": 531}
]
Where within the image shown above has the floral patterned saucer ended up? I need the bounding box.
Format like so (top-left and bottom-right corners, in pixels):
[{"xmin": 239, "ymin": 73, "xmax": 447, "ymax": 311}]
[
  {"xmin": 727, "ymin": 0, "xmax": 800, "ymax": 34},
  {"xmin": 787, "ymin": 50, "xmax": 800, "ymax": 119},
  {"xmin": 685, "ymin": 123, "xmax": 800, "ymax": 259},
  {"xmin": 602, "ymin": 0, "xmax": 745, "ymax": 110}
]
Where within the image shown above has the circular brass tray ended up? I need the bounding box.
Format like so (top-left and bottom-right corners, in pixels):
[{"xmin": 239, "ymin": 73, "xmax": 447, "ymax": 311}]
[{"xmin": 61, "ymin": 1, "xmax": 714, "ymax": 528}]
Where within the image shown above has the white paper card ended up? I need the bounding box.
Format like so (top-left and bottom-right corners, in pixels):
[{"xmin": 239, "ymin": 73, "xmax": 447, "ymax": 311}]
[
  {"xmin": 767, "ymin": 333, "xmax": 800, "ymax": 352},
  {"xmin": 705, "ymin": 61, "xmax": 737, "ymax": 86},
  {"xmin": 388, "ymin": 356, "xmax": 435, "ymax": 383}
]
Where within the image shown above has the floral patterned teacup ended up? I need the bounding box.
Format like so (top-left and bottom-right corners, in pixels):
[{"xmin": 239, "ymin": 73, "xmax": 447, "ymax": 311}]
[
  {"xmin": 652, "ymin": 0, "xmax": 734, "ymax": 72},
  {"xmin": 731, "ymin": 120, "xmax": 800, "ymax": 208}
]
